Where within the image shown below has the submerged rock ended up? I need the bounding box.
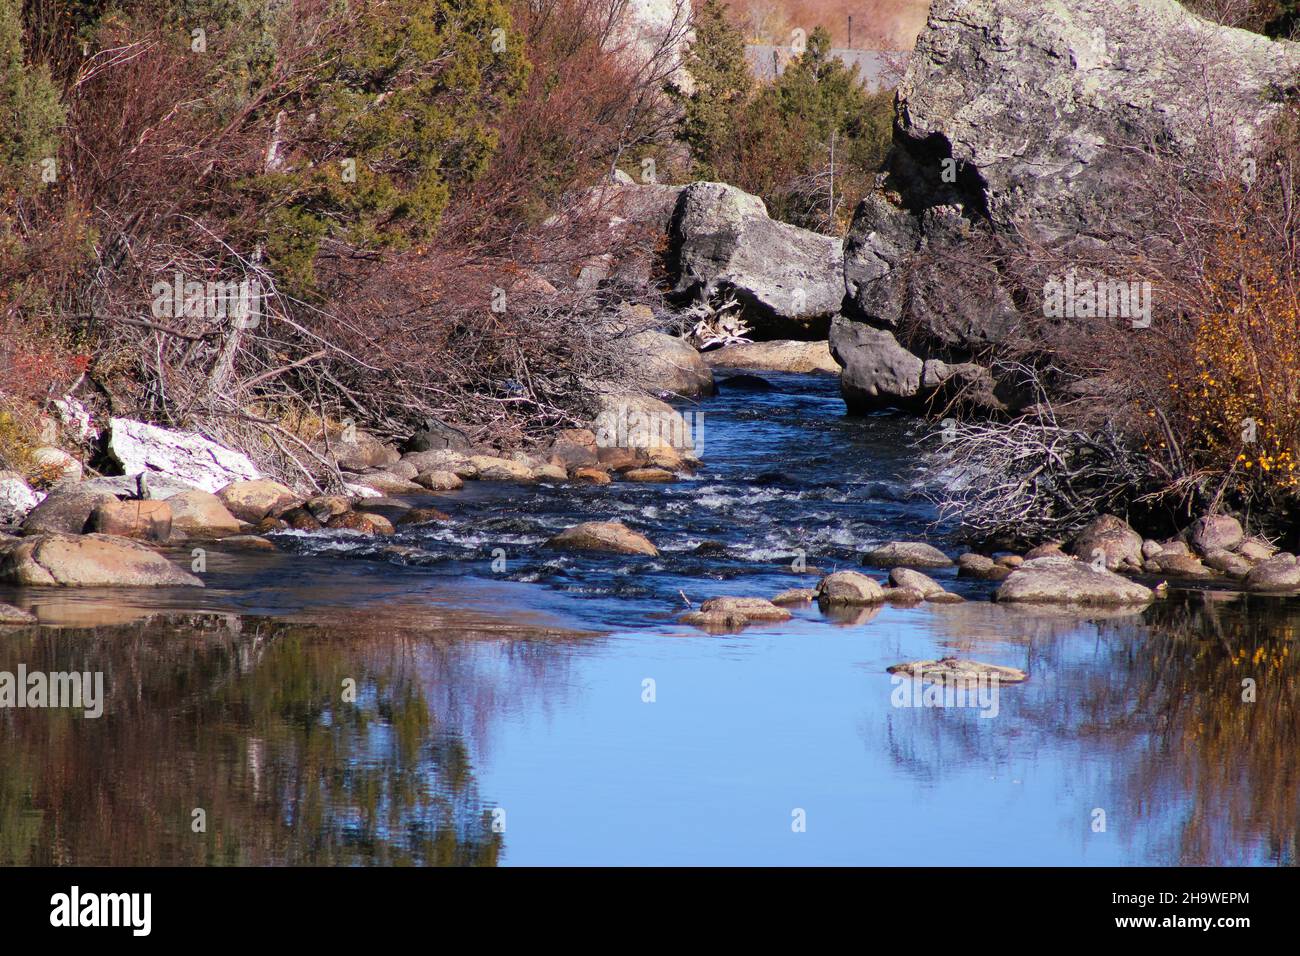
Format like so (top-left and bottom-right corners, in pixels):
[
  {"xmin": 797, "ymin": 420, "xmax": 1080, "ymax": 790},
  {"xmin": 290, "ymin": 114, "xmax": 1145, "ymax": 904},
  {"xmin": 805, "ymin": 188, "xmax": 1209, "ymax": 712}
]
[
  {"xmin": 546, "ymin": 521, "xmax": 658, "ymax": 556},
  {"xmin": 887, "ymin": 656, "xmax": 1027, "ymax": 685},
  {"xmin": 0, "ymin": 533, "xmax": 204, "ymax": 587},
  {"xmin": 622, "ymin": 466, "xmax": 675, "ymax": 482},
  {"xmin": 995, "ymin": 556, "xmax": 1153, "ymax": 605},
  {"xmin": 396, "ymin": 506, "xmax": 451, "ymax": 526}
]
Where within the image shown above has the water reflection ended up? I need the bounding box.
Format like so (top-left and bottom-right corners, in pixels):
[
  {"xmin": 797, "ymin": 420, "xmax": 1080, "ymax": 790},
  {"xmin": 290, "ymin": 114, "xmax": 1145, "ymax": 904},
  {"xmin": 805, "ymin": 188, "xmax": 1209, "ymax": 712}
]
[
  {"xmin": 0, "ymin": 614, "xmax": 576, "ymax": 866},
  {"xmin": 2, "ymin": 588, "xmax": 1299, "ymax": 865},
  {"xmin": 888, "ymin": 593, "xmax": 1300, "ymax": 865}
]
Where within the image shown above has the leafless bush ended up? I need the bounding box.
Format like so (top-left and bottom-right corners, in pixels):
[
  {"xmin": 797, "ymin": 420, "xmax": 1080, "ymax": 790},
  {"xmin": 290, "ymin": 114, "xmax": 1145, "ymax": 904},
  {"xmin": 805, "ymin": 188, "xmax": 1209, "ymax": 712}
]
[{"xmin": 926, "ymin": 400, "xmax": 1166, "ymax": 548}]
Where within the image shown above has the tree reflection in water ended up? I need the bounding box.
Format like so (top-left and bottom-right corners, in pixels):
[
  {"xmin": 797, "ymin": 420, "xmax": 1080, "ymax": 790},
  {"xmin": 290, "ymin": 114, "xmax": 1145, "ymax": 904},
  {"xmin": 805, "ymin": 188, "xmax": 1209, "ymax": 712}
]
[
  {"xmin": 878, "ymin": 593, "xmax": 1300, "ymax": 865},
  {"xmin": 0, "ymin": 612, "xmax": 579, "ymax": 866}
]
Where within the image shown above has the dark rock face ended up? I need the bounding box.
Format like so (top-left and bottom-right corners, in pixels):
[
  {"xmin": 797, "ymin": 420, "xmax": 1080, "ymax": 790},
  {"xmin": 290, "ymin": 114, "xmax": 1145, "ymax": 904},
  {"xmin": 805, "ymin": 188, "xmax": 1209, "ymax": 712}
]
[
  {"xmin": 405, "ymin": 418, "xmax": 473, "ymax": 454},
  {"xmin": 831, "ymin": 0, "xmax": 1300, "ymax": 410}
]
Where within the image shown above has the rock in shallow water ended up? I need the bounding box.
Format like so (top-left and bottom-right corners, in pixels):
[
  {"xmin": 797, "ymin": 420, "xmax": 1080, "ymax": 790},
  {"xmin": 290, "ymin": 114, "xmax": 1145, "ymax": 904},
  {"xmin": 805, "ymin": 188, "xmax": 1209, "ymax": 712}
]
[
  {"xmin": 679, "ymin": 596, "xmax": 794, "ymax": 630},
  {"xmin": 887, "ymin": 657, "xmax": 1028, "ymax": 685},
  {"xmin": 888, "ymin": 567, "xmax": 946, "ymax": 598},
  {"xmin": 995, "ymin": 556, "xmax": 1153, "ymax": 605},
  {"xmin": 1244, "ymin": 554, "xmax": 1300, "ymax": 593},
  {"xmin": 0, "ymin": 602, "xmax": 37, "ymax": 624},
  {"xmin": 216, "ymin": 480, "xmax": 297, "ymax": 523},
  {"xmin": 0, "ymin": 533, "xmax": 204, "ymax": 587},
  {"xmin": 546, "ymin": 521, "xmax": 658, "ymax": 556},
  {"xmin": 862, "ymin": 541, "xmax": 952, "ymax": 569},
  {"xmin": 816, "ymin": 570, "xmax": 886, "ymax": 605}
]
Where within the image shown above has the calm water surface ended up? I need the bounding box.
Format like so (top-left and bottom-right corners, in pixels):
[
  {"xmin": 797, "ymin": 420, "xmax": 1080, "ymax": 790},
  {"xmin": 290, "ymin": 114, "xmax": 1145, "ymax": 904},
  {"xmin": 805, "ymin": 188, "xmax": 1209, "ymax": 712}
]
[{"xmin": 0, "ymin": 373, "xmax": 1295, "ymax": 865}]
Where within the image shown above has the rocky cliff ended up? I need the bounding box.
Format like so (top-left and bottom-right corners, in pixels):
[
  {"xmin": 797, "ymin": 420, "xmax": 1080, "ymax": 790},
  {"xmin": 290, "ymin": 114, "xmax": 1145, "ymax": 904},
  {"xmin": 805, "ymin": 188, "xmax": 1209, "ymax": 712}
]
[{"xmin": 831, "ymin": 0, "xmax": 1300, "ymax": 413}]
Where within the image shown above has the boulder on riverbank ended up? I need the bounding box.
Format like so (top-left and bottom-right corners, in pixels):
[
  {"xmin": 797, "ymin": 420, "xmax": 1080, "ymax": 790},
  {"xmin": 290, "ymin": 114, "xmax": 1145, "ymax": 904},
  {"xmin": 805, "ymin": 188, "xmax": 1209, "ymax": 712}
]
[
  {"xmin": 216, "ymin": 480, "xmax": 297, "ymax": 523},
  {"xmin": 622, "ymin": 325, "xmax": 715, "ymax": 398},
  {"xmin": 21, "ymin": 489, "xmax": 117, "ymax": 535},
  {"xmin": 107, "ymin": 418, "xmax": 261, "ymax": 493},
  {"xmin": 1244, "ymin": 554, "xmax": 1300, "ymax": 593},
  {"xmin": 0, "ymin": 471, "xmax": 43, "ymax": 525},
  {"xmin": 831, "ymin": 0, "xmax": 1300, "ymax": 414},
  {"xmin": 546, "ymin": 520, "xmax": 658, "ymax": 556},
  {"xmin": 1067, "ymin": 515, "xmax": 1143, "ymax": 572},
  {"xmin": 995, "ymin": 556, "xmax": 1153, "ymax": 605},
  {"xmin": 671, "ymin": 182, "xmax": 845, "ymax": 338},
  {"xmin": 0, "ymin": 533, "xmax": 204, "ymax": 587},
  {"xmin": 90, "ymin": 500, "xmax": 172, "ymax": 541}
]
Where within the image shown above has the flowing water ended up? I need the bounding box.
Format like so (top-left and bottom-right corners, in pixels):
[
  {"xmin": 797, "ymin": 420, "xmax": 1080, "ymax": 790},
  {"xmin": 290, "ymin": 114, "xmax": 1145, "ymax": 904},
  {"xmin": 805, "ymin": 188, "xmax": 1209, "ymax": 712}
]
[{"xmin": 0, "ymin": 372, "xmax": 1296, "ymax": 865}]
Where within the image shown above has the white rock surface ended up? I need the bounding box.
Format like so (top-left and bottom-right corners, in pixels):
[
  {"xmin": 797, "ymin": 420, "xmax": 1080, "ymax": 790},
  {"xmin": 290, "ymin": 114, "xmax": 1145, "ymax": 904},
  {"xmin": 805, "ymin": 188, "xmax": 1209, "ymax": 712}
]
[
  {"xmin": 0, "ymin": 471, "xmax": 44, "ymax": 524},
  {"xmin": 107, "ymin": 418, "xmax": 261, "ymax": 493}
]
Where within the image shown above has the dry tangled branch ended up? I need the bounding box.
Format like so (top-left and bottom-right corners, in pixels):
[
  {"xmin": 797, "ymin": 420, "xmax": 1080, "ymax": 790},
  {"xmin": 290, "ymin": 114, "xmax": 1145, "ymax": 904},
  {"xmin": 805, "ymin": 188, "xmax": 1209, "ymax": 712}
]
[{"xmin": 925, "ymin": 406, "xmax": 1164, "ymax": 547}]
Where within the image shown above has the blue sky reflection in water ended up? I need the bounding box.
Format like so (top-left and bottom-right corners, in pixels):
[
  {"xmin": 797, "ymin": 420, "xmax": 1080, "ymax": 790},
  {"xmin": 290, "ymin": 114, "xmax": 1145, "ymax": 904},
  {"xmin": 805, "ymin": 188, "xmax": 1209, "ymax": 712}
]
[{"xmin": 0, "ymin": 373, "xmax": 1294, "ymax": 866}]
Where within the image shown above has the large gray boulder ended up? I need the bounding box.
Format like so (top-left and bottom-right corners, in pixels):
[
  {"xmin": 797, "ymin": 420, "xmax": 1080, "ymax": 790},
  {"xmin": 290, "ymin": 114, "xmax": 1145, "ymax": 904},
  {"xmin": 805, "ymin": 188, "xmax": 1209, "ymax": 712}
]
[
  {"xmin": 671, "ymin": 182, "xmax": 845, "ymax": 337},
  {"xmin": 834, "ymin": 0, "xmax": 1300, "ymax": 409},
  {"xmin": 107, "ymin": 418, "xmax": 262, "ymax": 493},
  {"xmin": 622, "ymin": 328, "xmax": 715, "ymax": 397},
  {"xmin": 830, "ymin": 318, "xmax": 924, "ymax": 411}
]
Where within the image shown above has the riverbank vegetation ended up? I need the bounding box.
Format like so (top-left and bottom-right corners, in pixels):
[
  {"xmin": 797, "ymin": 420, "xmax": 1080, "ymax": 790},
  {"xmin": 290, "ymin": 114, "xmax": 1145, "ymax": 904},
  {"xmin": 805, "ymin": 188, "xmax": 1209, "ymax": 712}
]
[{"xmin": 1, "ymin": 0, "xmax": 890, "ymax": 489}]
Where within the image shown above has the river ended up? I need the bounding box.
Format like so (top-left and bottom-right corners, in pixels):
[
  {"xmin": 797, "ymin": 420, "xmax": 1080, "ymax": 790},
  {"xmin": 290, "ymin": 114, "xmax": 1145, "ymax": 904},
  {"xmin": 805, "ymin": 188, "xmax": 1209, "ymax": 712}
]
[{"xmin": 0, "ymin": 371, "xmax": 1295, "ymax": 865}]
